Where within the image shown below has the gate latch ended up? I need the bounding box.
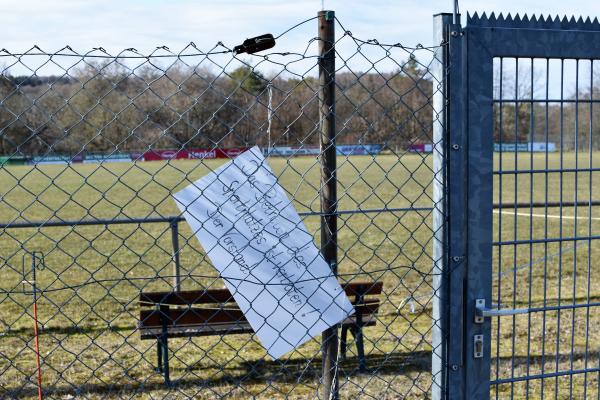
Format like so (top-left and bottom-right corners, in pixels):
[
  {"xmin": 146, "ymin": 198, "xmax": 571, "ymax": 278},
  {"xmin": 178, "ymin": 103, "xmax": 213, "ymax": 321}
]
[
  {"xmin": 473, "ymin": 334, "xmax": 483, "ymax": 358},
  {"xmin": 474, "ymin": 298, "xmax": 529, "ymax": 323}
]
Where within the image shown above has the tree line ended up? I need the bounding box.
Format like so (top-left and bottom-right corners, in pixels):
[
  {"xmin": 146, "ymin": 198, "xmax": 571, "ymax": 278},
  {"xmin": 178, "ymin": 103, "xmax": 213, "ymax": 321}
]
[
  {"xmin": 3, "ymin": 57, "xmax": 594, "ymax": 157},
  {"xmin": 0, "ymin": 59, "xmax": 434, "ymax": 156}
]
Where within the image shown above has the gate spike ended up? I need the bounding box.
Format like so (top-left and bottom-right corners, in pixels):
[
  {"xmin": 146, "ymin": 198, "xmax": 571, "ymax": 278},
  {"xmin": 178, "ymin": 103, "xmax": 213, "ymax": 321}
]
[
  {"xmin": 522, "ymin": 14, "xmax": 530, "ymax": 24},
  {"xmin": 489, "ymin": 12, "xmax": 497, "ymax": 22},
  {"xmin": 544, "ymin": 15, "xmax": 553, "ymax": 27},
  {"xmin": 543, "ymin": 15, "xmax": 551, "ymax": 26},
  {"xmin": 511, "ymin": 14, "xmax": 521, "ymax": 28}
]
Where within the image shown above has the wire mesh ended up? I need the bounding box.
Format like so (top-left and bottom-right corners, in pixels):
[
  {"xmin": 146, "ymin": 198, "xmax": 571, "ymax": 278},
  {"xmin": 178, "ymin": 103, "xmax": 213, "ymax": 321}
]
[
  {"xmin": 0, "ymin": 14, "xmax": 445, "ymax": 399},
  {"xmin": 491, "ymin": 56, "xmax": 600, "ymax": 399}
]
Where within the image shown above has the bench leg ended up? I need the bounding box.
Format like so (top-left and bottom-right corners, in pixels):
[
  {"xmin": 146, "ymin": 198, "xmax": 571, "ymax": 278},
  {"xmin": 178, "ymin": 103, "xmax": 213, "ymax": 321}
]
[
  {"xmin": 156, "ymin": 339, "xmax": 163, "ymax": 373},
  {"xmin": 159, "ymin": 306, "xmax": 171, "ymax": 386},
  {"xmin": 351, "ymin": 325, "xmax": 366, "ymax": 373},
  {"xmin": 340, "ymin": 325, "xmax": 348, "ymax": 360},
  {"xmin": 160, "ymin": 334, "xmax": 170, "ymax": 385}
]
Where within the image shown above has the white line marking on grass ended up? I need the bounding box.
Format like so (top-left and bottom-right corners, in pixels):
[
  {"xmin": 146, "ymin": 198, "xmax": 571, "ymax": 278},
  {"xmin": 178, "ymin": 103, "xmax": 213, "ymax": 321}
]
[{"xmin": 494, "ymin": 209, "xmax": 600, "ymax": 221}]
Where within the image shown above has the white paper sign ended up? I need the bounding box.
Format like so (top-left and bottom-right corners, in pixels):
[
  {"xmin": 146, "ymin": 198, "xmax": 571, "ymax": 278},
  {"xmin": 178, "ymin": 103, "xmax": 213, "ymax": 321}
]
[{"xmin": 172, "ymin": 146, "xmax": 354, "ymax": 358}]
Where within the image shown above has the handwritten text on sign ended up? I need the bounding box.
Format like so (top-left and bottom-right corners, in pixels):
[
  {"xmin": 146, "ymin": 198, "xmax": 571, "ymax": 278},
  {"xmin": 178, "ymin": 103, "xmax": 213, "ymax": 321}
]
[{"xmin": 173, "ymin": 147, "xmax": 354, "ymax": 358}]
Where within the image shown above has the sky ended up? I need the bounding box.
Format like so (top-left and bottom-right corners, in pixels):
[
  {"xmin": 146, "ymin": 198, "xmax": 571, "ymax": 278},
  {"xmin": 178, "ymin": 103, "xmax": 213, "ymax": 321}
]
[
  {"xmin": 3, "ymin": 0, "xmax": 600, "ymax": 54},
  {"xmin": 2, "ymin": 0, "xmax": 600, "ymax": 94}
]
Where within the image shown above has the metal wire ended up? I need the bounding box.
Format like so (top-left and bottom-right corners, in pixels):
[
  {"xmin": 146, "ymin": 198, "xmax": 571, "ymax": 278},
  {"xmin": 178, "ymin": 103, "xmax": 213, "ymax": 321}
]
[{"xmin": 0, "ymin": 14, "xmax": 445, "ymax": 400}]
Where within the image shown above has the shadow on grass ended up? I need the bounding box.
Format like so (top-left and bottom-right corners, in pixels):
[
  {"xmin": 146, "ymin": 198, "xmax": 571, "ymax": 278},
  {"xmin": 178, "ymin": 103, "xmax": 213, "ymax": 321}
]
[
  {"xmin": 7, "ymin": 350, "xmax": 595, "ymax": 398},
  {"xmin": 2, "ymin": 324, "xmax": 135, "ymax": 336},
  {"xmin": 2, "ymin": 350, "xmax": 432, "ymax": 398}
]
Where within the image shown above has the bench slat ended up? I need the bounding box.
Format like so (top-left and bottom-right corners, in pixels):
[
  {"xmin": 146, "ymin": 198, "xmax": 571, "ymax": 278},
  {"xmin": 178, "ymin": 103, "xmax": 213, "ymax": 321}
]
[
  {"xmin": 139, "ymin": 281, "xmax": 382, "ymax": 307},
  {"xmin": 343, "ymin": 281, "xmax": 384, "ymax": 297},
  {"xmin": 139, "ymin": 316, "xmax": 377, "ymax": 339},
  {"xmin": 140, "ymin": 289, "xmax": 234, "ymax": 305},
  {"xmin": 140, "ymin": 307, "xmax": 246, "ymax": 328},
  {"xmin": 139, "ymin": 301, "xmax": 379, "ymax": 330},
  {"xmin": 140, "ymin": 322, "xmax": 254, "ymax": 339}
]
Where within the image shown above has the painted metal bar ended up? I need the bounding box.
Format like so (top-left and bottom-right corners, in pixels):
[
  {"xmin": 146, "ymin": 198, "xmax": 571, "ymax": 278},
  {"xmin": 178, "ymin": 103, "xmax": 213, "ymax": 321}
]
[
  {"xmin": 477, "ymin": 300, "xmax": 600, "ymax": 316},
  {"xmin": 494, "ymin": 200, "xmax": 600, "ymax": 208},
  {"xmin": 5, "ymin": 199, "xmax": 600, "ymax": 233},
  {"xmin": 582, "ymin": 58, "xmax": 594, "ymax": 398},
  {"xmin": 554, "ymin": 59, "xmax": 566, "ymax": 400},
  {"xmin": 491, "ymin": 367, "xmax": 600, "ymax": 385},
  {"xmin": 493, "ymin": 98, "xmax": 600, "ymax": 103},
  {"xmin": 568, "ymin": 58, "xmax": 581, "ymax": 398},
  {"xmin": 509, "ymin": 56, "xmax": 519, "ymax": 400},
  {"xmin": 463, "ymin": 22, "xmax": 494, "ymax": 399},
  {"xmin": 445, "ymin": 17, "xmax": 467, "ymax": 400},
  {"xmin": 0, "ymin": 209, "xmax": 401, "ymax": 231},
  {"xmin": 525, "ymin": 57, "xmax": 535, "ymax": 398},
  {"xmin": 466, "ymin": 28, "xmax": 600, "ymax": 59},
  {"xmin": 5, "ymin": 199, "xmax": 597, "ymax": 233},
  {"xmin": 493, "ymin": 234, "xmax": 600, "ymax": 246},
  {"xmin": 467, "ymin": 14, "xmax": 600, "ymax": 399},
  {"xmin": 494, "ymin": 167, "xmax": 600, "ymax": 175},
  {"xmin": 1, "ymin": 216, "xmax": 186, "ymax": 229},
  {"xmin": 494, "ymin": 56, "xmax": 504, "ymax": 400},
  {"xmin": 540, "ymin": 57, "xmax": 551, "ymax": 399},
  {"xmin": 0, "ymin": 207, "xmax": 436, "ymax": 230}
]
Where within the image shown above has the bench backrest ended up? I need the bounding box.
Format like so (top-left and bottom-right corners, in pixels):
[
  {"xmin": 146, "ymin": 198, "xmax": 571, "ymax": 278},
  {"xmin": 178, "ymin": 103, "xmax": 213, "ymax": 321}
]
[{"xmin": 139, "ymin": 281, "xmax": 382, "ymax": 330}]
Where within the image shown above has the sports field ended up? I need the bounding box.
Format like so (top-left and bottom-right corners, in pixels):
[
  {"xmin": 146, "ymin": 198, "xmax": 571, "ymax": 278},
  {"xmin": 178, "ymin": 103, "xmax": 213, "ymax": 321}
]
[{"xmin": 0, "ymin": 152, "xmax": 598, "ymax": 399}]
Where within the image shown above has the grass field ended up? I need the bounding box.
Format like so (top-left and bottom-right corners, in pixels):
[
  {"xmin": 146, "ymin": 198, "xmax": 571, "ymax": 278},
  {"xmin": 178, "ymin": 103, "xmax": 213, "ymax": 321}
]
[{"xmin": 0, "ymin": 152, "xmax": 598, "ymax": 399}]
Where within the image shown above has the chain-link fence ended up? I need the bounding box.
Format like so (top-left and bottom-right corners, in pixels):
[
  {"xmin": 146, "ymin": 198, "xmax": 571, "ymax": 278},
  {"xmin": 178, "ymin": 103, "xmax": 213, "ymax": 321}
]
[{"xmin": 0, "ymin": 11, "xmax": 445, "ymax": 399}]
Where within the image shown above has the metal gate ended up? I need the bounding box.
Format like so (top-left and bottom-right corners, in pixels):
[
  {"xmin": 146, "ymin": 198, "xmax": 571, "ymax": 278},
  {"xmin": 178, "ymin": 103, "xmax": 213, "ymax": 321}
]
[{"xmin": 439, "ymin": 12, "xmax": 600, "ymax": 399}]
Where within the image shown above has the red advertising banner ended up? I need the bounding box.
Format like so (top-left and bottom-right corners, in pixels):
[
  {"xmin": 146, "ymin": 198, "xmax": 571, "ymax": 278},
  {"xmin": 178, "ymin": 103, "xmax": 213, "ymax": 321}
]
[
  {"xmin": 143, "ymin": 148, "xmax": 249, "ymax": 161},
  {"xmin": 217, "ymin": 147, "xmax": 248, "ymax": 158}
]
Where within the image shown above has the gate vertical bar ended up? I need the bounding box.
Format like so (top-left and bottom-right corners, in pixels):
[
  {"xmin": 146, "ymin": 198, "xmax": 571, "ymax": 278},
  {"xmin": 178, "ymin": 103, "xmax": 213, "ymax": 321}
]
[
  {"xmin": 318, "ymin": 9, "xmax": 338, "ymax": 400},
  {"xmin": 462, "ymin": 20, "xmax": 494, "ymax": 400},
  {"xmin": 447, "ymin": 19, "xmax": 467, "ymax": 400},
  {"xmin": 431, "ymin": 13, "xmax": 452, "ymax": 400},
  {"xmin": 432, "ymin": 12, "xmax": 469, "ymax": 400}
]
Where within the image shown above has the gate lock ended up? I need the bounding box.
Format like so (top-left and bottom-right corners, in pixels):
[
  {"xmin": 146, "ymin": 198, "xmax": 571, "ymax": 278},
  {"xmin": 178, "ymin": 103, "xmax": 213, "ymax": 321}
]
[
  {"xmin": 472, "ymin": 299, "xmax": 530, "ymax": 359},
  {"xmin": 473, "ymin": 334, "xmax": 483, "ymax": 358}
]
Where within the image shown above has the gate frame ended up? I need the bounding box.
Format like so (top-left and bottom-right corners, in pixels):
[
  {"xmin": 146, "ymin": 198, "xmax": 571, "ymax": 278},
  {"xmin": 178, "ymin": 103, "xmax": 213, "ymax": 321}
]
[
  {"xmin": 447, "ymin": 12, "xmax": 600, "ymax": 400},
  {"xmin": 432, "ymin": 12, "xmax": 468, "ymax": 400}
]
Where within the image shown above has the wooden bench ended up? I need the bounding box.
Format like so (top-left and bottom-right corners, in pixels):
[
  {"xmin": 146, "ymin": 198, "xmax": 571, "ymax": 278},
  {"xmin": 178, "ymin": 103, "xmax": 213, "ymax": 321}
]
[{"xmin": 139, "ymin": 281, "xmax": 383, "ymax": 383}]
